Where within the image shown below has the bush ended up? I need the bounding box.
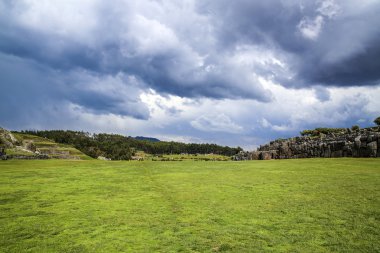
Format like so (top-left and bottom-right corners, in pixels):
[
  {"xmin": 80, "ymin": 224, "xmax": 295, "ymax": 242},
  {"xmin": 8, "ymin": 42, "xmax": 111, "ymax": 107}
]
[
  {"xmin": 300, "ymin": 127, "xmax": 346, "ymax": 137},
  {"xmin": 300, "ymin": 130, "xmax": 314, "ymax": 136},
  {"xmin": 351, "ymin": 125, "xmax": 360, "ymax": 131},
  {"xmin": 374, "ymin": 117, "xmax": 380, "ymax": 126}
]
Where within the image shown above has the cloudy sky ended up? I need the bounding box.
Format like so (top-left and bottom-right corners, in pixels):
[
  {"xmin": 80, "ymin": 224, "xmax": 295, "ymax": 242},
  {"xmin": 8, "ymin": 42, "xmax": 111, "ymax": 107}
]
[{"xmin": 1, "ymin": 0, "xmax": 380, "ymax": 150}]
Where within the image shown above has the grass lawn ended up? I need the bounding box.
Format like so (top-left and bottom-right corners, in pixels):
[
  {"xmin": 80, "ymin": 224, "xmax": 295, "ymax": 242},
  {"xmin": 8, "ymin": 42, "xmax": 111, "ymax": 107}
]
[{"xmin": 0, "ymin": 159, "xmax": 379, "ymax": 252}]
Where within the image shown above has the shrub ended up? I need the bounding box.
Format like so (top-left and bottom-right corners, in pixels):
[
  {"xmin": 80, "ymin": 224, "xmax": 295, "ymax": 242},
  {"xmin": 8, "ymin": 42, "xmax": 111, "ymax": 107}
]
[
  {"xmin": 374, "ymin": 117, "xmax": 380, "ymax": 126},
  {"xmin": 300, "ymin": 130, "xmax": 314, "ymax": 136},
  {"xmin": 351, "ymin": 125, "xmax": 360, "ymax": 131}
]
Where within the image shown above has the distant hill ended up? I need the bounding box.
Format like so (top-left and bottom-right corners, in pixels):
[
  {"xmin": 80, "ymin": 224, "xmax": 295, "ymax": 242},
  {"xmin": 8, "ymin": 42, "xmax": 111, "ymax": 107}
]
[
  {"xmin": 134, "ymin": 136, "xmax": 160, "ymax": 142},
  {"xmin": 0, "ymin": 127, "xmax": 91, "ymax": 160}
]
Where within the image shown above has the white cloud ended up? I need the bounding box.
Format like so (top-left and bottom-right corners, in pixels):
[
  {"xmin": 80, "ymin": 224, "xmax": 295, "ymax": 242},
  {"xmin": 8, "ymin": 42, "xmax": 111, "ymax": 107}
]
[
  {"xmin": 317, "ymin": 0, "xmax": 340, "ymax": 18},
  {"xmin": 298, "ymin": 15, "xmax": 324, "ymax": 40},
  {"xmin": 125, "ymin": 15, "xmax": 180, "ymax": 56},
  {"xmin": 14, "ymin": 0, "xmax": 100, "ymax": 45},
  {"xmin": 260, "ymin": 118, "xmax": 295, "ymax": 132},
  {"xmin": 298, "ymin": 0, "xmax": 340, "ymax": 41}
]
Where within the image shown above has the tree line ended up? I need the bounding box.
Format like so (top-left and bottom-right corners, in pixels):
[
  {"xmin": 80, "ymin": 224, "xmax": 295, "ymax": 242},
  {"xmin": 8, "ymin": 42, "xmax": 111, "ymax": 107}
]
[{"xmin": 18, "ymin": 130, "xmax": 242, "ymax": 160}]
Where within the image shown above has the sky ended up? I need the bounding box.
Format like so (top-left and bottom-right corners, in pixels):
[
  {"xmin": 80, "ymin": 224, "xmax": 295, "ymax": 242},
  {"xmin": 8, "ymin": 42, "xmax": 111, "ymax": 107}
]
[{"xmin": 0, "ymin": 0, "xmax": 380, "ymax": 150}]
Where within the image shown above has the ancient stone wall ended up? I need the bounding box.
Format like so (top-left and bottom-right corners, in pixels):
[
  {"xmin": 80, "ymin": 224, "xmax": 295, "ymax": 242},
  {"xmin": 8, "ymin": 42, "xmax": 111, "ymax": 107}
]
[
  {"xmin": 247, "ymin": 128, "xmax": 379, "ymax": 160},
  {"xmin": 6, "ymin": 154, "xmax": 49, "ymax": 160},
  {"xmin": 0, "ymin": 147, "xmax": 6, "ymax": 160}
]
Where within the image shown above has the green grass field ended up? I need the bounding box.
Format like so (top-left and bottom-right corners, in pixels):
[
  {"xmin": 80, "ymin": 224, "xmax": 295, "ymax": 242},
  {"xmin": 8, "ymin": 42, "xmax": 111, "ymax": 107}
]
[{"xmin": 0, "ymin": 159, "xmax": 379, "ymax": 252}]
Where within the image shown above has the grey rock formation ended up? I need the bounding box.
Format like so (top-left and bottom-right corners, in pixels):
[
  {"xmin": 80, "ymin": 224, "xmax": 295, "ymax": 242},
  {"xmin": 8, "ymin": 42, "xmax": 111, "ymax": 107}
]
[
  {"xmin": 232, "ymin": 151, "xmax": 251, "ymax": 161},
  {"xmin": 246, "ymin": 128, "xmax": 380, "ymax": 160},
  {"xmin": 6, "ymin": 154, "xmax": 49, "ymax": 160},
  {"xmin": 0, "ymin": 147, "xmax": 6, "ymax": 160},
  {"xmin": 0, "ymin": 128, "xmax": 15, "ymax": 148}
]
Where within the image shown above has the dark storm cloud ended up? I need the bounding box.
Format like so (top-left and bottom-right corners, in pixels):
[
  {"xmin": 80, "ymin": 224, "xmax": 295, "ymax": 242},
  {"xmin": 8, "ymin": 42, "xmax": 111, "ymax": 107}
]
[
  {"xmin": 0, "ymin": 53, "xmax": 149, "ymax": 122},
  {"xmin": 304, "ymin": 35, "xmax": 380, "ymax": 86},
  {"xmin": 198, "ymin": 0, "xmax": 380, "ymax": 88},
  {"xmin": 197, "ymin": 0, "xmax": 305, "ymax": 51},
  {"xmin": 0, "ymin": 0, "xmax": 273, "ymax": 103},
  {"xmin": 2, "ymin": 0, "xmax": 379, "ymax": 104},
  {"xmin": 0, "ymin": 0, "xmax": 379, "ymax": 135}
]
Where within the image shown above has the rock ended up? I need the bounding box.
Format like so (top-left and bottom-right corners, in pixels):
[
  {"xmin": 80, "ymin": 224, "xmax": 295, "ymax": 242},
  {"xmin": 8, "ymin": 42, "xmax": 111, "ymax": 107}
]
[
  {"xmin": 251, "ymin": 151, "xmax": 260, "ymax": 160},
  {"xmin": 0, "ymin": 147, "xmax": 6, "ymax": 160},
  {"xmin": 97, "ymin": 156, "xmax": 111, "ymax": 161},
  {"xmin": 248, "ymin": 128, "xmax": 380, "ymax": 160},
  {"xmin": 24, "ymin": 141, "xmax": 36, "ymax": 152},
  {"xmin": 331, "ymin": 150, "xmax": 343, "ymax": 158},
  {"xmin": 354, "ymin": 136, "xmax": 361, "ymax": 148},
  {"xmin": 260, "ymin": 151, "xmax": 272, "ymax": 160},
  {"xmin": 368, "ymin": 141, "xmax": 377, "ymax": 150},
  {"xmin": 367, "ymin": 141, "xmax": 377, "ymax": 157},
  {"xmin": 6, "ymin": 154, "xmax": 48, "ymax": 160}
]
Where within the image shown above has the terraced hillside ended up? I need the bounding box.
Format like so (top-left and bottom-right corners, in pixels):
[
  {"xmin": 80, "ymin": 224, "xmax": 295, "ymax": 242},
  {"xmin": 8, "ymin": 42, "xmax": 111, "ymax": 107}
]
[{"xmin": 0, "ymin": 128, "xmax": 91, "ymax": 160}]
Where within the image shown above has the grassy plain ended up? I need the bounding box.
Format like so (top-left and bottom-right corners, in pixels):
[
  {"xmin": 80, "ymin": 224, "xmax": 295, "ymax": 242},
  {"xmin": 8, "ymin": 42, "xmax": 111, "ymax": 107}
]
[{"xmin": 0, "ymin": 159, "xmax": 379, "ymax": 252}]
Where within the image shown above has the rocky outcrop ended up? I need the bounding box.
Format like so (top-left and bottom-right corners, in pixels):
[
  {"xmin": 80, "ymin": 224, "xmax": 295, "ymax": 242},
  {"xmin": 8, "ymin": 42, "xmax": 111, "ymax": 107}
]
[
  {"xmin": 0, "ymin": 128, "xmax": 16, "ymax": 148},
  {"xmin": 0, "ymin": 147, "xmax": 6, "ymax": 160},
  {"xmin": 248, "ymin": 128, "xmax": 380, "ymax": 160},
  {"xmin": 97, "ymin": 156, "xmax": 111, "ymax": 161},
  {"xmin": 0, "ymin": 128, "xmax": 14, "ymax": 160},
  {"xmin": 232, "ymin": 151, "xmax": 252, "ymax": 161}
]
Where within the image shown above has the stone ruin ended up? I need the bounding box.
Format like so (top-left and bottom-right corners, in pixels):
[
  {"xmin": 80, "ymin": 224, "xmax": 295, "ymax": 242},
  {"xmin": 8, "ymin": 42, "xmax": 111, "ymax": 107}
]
[
  {"xmin": 234, "ymin": 127, "xmax": 380, "ymax": 160},
  {"xmin": 0, "ymin": 147, "xmax": 6, "ymax": 160}
]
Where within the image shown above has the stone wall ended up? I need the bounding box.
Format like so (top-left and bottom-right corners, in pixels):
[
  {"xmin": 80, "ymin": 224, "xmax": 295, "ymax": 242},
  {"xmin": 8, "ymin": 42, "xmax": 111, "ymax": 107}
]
[
  {"xmin": 6, "ymin": 154, "xmax": 49, "ymax": 160},
  {"xmin": 4, "ymin": 155, "xmax": 50, "ymax": 160},
  {"xmin": 0, "ymin": 147, "xmax": 6, "ymax": 160},
  {"xmin": 247, "ymin": 128, "xmax": 380, "ymax": 160}
]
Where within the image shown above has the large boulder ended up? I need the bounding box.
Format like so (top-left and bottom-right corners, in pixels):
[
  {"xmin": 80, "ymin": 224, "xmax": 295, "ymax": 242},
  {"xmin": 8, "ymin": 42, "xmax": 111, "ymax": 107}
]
[
  {"xmin": 367, "ymin": 141, "xmax": 377, "ymax": 157},
  {"xmin": 251, "ymin": 151, "xmax": 260, "ymax": 160},
  {"xmin": 259, "ymin": 151, "xmax": 272, "ymax": 160}
]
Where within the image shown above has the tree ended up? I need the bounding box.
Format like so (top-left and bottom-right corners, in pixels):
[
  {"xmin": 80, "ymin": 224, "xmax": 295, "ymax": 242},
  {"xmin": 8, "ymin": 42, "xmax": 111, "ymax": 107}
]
[
  {"xmin": 300, "ymin": 130, "xmax": 313, "ymax": 136},
  {"xmin": 374, "ymin": 117, "xmax": 380, "ymax": 126},
  {"xmin": 351, "ymin": 125, "xmax": 360, "ymax": 131}
]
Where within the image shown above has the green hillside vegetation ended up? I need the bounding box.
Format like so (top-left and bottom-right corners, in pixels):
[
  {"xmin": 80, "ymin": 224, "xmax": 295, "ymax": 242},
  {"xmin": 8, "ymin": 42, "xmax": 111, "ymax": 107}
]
[
  {"xmin": 299, "ymin": 126, "xmax": 380, "ymax": 138},
  {"xmin": 133, "ymin": 151, "xmax": 231, "ymax": 161},
  {"xmin": 134, "ymin": 136, "xmax": 160, "ymax": 142},
  {"xmin": 157, "ymin": 153, "xmax": 230, "ymax": 161},
  {"xmin": 4, "ymin": 147, "xmax": 35, "ymax": 157},
  {"xmin": 0, "ymin": 159, "xmax": 379, "ymax": 252},
  {"xmin": 20, "ymin": 130, "xmax": 242, "ymax": 160},
  {"xmin": 300, "ymin": 127, "xmax": 348, "ymax": 137}
]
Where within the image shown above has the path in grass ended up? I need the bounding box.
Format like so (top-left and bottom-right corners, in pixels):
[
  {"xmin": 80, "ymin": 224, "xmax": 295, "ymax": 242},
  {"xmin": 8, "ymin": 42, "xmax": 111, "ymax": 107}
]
[{"xmin": 0, "ymin": 159, "xmax": 379, "ymax": 252}]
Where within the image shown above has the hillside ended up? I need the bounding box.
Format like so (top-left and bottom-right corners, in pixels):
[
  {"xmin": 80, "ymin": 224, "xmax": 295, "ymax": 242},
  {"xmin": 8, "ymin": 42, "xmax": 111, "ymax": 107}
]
[{"xmin": 0, "ymin": 128, "xmax": 91, "ymax": 160}]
